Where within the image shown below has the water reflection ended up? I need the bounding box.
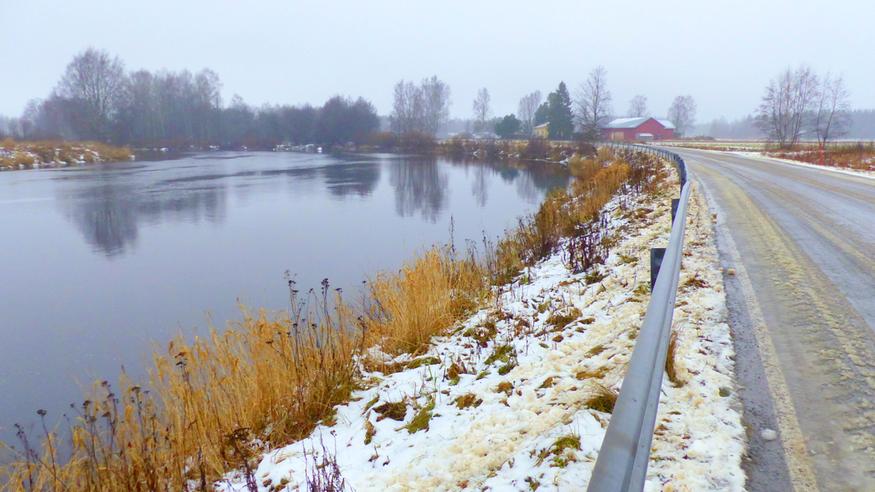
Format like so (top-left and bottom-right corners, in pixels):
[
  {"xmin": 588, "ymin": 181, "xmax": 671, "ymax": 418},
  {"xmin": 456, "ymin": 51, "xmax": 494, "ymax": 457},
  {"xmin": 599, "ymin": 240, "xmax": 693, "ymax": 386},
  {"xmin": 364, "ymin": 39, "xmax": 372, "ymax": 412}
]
[
  {"xmin": 322, "ymin": 160, "xmax": 381, "ymax": 197},
  {"xmin": 0, "ymin": 151, "xmax": 571, "ymax": 438},
  {"xmin": 389, "ymin": 156, "xmax": 448, "ymax": 222},
  {"xmin": 62, "ymin": 181, "xmax": 228, "ymax": 256},
  {"xmin": 54, "ymin": 154, "xmax": 568, "ymax": 257}
]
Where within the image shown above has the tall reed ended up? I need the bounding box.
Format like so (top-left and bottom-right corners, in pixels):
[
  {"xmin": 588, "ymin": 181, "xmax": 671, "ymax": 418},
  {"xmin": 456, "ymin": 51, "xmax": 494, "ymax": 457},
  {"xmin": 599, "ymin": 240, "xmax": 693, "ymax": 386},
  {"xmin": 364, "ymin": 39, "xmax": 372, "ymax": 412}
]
[{"xmin": 1, "ymin": 148, "xmax": 665, "ymax": 491}]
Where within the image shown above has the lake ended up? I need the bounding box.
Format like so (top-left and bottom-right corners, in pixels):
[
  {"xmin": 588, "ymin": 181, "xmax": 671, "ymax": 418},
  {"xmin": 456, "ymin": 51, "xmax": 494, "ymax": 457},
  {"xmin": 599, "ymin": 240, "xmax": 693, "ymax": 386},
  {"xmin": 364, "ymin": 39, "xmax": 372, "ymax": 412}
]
[{"xmin": 0, "ymin": 151, "xmax": 568, "ymax": 441}]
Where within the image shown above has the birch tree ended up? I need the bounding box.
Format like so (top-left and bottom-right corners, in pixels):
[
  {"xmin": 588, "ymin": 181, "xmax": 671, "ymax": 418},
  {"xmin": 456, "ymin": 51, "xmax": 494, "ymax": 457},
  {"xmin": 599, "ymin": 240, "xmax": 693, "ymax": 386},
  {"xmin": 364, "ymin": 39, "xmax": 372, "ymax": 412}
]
[
  {"xmin": 576, "ymin": 66, "xmax": 613, "ymax": 141},
  {"xmin": 472, "ymin": 88, "xmax": 491, "ymax": 132},
  {"xmin": 627, "ymin": 95, "xmax": 648, "ymax": 117},
  {"xmin": 517, "ymin": 90, "xmax": 543, "ymax": 135},
  {"xmin": 813, "ymin": 73, "xmax": 851, "ymax": 146},
  {"xmin": 390, "ymin": 80, "xmax": 424, "ymax": 134},
  {"xmin": 421, "ymin": 76, "xmax": 451, "ymax": 136},
  {"xmin": 391, "ymin": 76, "xmax": 450, "ymax": 136},
  {"xmin": 755, "ymin": 66, "xmax": 818, "ymax": 148},
  {"xmin": 56, "ymin": 48, "xmax": 125, "ymax": 140},
  {"xmin": 667, "ymin": 95, "xmax": 697, "ymax": 137}
]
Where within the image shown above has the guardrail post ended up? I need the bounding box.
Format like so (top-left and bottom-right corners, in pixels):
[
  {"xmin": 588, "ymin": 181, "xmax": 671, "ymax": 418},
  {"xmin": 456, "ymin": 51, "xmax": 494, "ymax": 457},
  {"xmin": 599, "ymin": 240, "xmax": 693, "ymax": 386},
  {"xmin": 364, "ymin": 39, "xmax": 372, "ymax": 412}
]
[
  {"xmin": 650, "ymin": 247, "xmax": 666, "ymax": 289},
  {"xmin": 671, "ymin": 199, "xmax": 679, "ymax": 224}
]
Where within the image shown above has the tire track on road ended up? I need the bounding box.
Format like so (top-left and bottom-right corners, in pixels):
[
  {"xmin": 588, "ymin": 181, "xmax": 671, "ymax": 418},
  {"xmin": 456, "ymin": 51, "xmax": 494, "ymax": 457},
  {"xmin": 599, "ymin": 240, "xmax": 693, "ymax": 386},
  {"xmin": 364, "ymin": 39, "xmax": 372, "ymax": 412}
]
[{"xmin": 687, "ymin": 152, "xmax": 875, "ymax": 490}]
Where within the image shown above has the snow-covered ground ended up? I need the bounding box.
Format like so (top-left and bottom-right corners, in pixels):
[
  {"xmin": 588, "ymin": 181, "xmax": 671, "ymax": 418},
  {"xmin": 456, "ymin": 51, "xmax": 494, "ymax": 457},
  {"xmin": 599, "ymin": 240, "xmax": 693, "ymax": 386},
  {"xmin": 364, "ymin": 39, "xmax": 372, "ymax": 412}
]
[
  {"xmin": 731, "ymin": 151, "xmax": 875, "ymax": 180},
  {"xmin": 0, "ymin": 143, "xmax": 132, "ymax": 170},
  {"xmin": 215, "ymin": 181, "xmax": 745, "ymax": 491}
]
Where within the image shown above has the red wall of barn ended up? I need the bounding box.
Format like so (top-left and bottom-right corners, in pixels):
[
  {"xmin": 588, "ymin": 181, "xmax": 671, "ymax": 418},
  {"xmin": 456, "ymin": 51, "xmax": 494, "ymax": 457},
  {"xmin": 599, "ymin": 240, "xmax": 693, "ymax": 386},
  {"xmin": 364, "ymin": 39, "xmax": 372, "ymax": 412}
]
[{"xmin": 602, "ymin": 118, "xmax": 675, "ymax": 141}]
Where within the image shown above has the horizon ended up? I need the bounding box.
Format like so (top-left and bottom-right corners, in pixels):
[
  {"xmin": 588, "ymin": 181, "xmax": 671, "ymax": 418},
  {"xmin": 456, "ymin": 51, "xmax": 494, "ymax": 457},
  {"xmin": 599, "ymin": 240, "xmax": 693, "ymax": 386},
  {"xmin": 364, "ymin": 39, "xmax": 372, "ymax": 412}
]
[{"xmin": 2, "ymin": 0, "xmax": 874, "ymax": 123}]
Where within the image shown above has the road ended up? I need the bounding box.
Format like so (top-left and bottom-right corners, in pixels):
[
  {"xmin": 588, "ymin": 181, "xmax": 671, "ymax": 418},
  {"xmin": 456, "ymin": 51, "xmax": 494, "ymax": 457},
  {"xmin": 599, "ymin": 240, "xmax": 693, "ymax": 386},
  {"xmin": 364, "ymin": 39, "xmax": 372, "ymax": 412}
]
[{"xmin": 672, "ymin": 149, "xmax": 875, "ymax": 491}]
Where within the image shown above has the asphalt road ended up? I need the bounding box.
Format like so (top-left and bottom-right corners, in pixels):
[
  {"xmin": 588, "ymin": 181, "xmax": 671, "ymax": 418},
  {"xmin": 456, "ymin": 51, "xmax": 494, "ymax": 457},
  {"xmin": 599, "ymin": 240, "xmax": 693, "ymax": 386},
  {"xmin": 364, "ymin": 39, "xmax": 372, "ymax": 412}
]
[{"xmin": 672, "ymin": 149, "xmax": 875, "ymax": 492}]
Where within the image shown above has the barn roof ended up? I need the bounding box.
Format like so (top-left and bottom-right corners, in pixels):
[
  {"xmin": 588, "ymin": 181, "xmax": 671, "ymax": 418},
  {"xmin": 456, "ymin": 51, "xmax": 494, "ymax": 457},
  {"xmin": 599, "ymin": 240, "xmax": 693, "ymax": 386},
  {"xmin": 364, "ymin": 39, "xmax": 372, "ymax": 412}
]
[{"xmin": 603, "ymin": 117, "xmax": 675, "ymax": 130}]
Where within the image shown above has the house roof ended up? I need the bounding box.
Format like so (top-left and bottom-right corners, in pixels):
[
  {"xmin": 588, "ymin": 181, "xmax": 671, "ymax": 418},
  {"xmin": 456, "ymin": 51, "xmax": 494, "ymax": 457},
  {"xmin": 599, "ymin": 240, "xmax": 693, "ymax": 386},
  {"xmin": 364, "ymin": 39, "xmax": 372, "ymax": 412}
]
[
  {"xmin": 603, "ymin": 117, "xmax": 675, "ymax": 130},
  {"xmin": 534, "ymin": 122, "xmax": 549, "ymax": 128}
]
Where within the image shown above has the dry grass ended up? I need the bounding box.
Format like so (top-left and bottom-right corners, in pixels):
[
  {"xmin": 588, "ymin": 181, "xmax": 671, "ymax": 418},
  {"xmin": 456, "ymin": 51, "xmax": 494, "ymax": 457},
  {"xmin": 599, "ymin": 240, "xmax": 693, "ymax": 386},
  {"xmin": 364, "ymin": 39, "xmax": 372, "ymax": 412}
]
[
  {"xmin": 490, "ymin": 149, "xmax": 654, "ymax": 284},
  {"xmin": 359, "ymin": 247, "xmax": 488, "ymax": 356},
  {"xmin": 0, "ymin": 139, "xmax": 132, "ymax": 170},
  {"xmin": 2, "ymin": 298, "xmax": 360, "ymax": 490},
  {"xmin": 1, "ymin": 243, "xmax": 488, "ymax": 490},
  {"xmin": 584, "ymin": 383, "xmax": 618, "ymax": 414},
  {"xmin": 436, "ymin": 137, "xmax": 596, "ymax": 163},
  {"xmin": 665, "ymin": 330, "xmax": 683, "ymax": 386},
  {"xmin": 767, "ymin": 142, "xmax": 875, "ymax": 171},
  {"xmin": 1, "ymin": 146, "xmax": 668, "ymax": 491}
]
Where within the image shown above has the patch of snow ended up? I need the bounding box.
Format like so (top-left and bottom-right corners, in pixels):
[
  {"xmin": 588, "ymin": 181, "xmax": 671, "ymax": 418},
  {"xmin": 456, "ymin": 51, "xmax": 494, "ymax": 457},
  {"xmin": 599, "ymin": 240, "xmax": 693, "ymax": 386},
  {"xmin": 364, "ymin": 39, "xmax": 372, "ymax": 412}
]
[
  {"xmin": 732, "ymin": 152, "xmax": 875, "ymax": 180},
  {"xmin": 215, "ymin": 180, "xmax": 745, "ymax": 492}
]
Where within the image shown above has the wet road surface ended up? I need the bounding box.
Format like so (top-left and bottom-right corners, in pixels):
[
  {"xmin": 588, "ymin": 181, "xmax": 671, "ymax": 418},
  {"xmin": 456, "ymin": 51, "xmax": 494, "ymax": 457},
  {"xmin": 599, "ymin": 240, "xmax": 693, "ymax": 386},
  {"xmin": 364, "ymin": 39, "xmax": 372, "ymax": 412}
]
[{"xmin": 673, "ymin": 149, "xmax": 875, "ymax": 491}]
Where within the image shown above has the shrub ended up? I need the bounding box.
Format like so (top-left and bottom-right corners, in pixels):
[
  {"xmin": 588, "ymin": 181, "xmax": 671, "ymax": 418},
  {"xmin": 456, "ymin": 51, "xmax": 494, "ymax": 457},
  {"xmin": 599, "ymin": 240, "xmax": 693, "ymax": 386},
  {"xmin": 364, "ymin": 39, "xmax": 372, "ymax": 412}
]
[{"xmin": 520, "ymin": 138, "xmax": 549, "ymax": 160}]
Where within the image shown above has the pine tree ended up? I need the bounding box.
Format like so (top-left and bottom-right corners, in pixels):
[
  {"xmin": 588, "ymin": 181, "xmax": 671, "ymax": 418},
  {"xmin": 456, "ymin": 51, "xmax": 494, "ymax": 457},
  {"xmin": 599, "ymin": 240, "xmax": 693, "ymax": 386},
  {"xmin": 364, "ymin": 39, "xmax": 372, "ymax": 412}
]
[{"xmin": 547, "ymin": 82, "xmax": 574, "ymax": 140}]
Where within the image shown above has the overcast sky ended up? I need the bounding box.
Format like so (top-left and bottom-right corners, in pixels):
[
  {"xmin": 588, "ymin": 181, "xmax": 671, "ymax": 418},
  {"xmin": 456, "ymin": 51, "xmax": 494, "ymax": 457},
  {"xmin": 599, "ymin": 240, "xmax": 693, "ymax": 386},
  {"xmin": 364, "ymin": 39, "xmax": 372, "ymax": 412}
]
[{"xmin": 1, "ymin": 0, "xmax": 873, "ymax": 122}]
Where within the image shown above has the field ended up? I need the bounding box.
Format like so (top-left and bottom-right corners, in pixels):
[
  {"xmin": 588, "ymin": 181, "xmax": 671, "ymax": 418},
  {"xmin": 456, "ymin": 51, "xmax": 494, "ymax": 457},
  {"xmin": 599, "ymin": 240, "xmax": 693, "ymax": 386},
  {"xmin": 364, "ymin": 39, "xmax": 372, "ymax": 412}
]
[
  {"xmin": 661, "ymin": 140, "xmax": 875, "ymax": 172},
  {"xmin": 766, "ymin": 142, "xmax": 875, "ymax": 172}
]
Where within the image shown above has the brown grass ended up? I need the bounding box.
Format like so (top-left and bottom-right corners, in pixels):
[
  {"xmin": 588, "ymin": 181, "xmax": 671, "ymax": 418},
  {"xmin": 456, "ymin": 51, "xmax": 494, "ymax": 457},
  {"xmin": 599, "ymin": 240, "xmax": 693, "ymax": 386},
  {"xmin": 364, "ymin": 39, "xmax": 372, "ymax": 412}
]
[
  {"xmin": 1, "ymin": 146, "xmax": 669, "ymax": 491},
  {"xmin": 359, "ymin": 247, "xmax": 488, "ymax": 356},
  {"xmin": 3, "ymin": 300, "xmax": 360, "ymax": 490},
  {"xmin": 767, "ymin": 142, "xmax": 875, "ymax": 171},
  {"xmin": 584, "ymin": 383, "xmax": 618, "ymax": 414},
  {"xmin": 665, "ymin": 330, "xmax": 683, "ymax": 386},
  {"xmin": 0, "ymin": 139, "xmax": 132, "ymax": 170}
]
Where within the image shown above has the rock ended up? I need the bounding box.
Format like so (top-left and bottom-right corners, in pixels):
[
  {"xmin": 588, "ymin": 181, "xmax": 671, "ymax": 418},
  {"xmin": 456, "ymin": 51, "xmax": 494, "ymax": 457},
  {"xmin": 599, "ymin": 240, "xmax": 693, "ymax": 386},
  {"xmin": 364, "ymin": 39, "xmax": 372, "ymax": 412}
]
[
  {"xmin": 761, "ymin": 428, "xmax": 778, "ymax": 441},
  {"xmin": 725, "ymin": 268, "xmax": 736, "ymax": 276}
]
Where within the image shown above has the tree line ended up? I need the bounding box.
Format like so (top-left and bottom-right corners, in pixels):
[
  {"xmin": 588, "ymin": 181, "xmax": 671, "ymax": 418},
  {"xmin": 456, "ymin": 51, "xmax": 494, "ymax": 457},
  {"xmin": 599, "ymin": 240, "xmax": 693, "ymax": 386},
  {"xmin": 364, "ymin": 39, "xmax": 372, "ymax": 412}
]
[
  {"xmin": 3, "ymin": 49, "xmax": 862, "ymax": 148},
  {"xmin": 450, "ymin": 67, "xmax": 698, "ymax": 141},
  {"xmin": 0, "ymin": 48, "xmax": 379, "ymax": 149}
]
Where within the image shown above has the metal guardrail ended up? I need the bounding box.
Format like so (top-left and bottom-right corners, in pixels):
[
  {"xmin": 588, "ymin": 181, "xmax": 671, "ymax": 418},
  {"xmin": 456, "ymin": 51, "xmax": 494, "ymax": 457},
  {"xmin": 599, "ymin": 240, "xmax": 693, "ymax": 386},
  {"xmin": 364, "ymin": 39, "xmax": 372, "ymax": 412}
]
[{"xmin": 587, "ymin": 143, "xmax": 691, "ymax": 491}]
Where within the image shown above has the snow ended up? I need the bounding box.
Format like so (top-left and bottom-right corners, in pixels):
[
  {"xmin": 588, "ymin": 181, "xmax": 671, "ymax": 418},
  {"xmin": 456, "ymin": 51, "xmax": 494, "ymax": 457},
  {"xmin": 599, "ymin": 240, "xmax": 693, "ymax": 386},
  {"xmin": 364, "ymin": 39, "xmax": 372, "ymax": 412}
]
[
  {"xmin": 732, "ymin": 151, "xmax": 875, "ymax": 180},
  {"xmin": 215, "ymin": 179, "xmax": 745, "ymax": 491}
]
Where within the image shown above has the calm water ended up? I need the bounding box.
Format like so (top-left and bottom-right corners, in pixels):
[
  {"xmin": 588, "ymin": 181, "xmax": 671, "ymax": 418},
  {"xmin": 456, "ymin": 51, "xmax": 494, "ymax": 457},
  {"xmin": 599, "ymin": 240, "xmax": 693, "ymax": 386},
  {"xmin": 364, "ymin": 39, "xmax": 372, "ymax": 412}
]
[{"xmin": 0, "ymin": 152, "xmax": 567, "ymax": 439}]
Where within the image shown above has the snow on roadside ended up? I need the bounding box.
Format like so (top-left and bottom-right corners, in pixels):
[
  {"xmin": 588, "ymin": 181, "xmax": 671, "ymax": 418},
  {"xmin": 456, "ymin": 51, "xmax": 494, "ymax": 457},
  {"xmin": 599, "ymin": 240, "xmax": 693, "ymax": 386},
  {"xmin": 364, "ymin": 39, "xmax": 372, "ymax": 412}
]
[
  {"xmin": 731, "ymin": 151, "xmax": 875, "ymax": 180},
  {"xmin": 215, "ymin": 181, "xmax": 745, "ymax": 492}
]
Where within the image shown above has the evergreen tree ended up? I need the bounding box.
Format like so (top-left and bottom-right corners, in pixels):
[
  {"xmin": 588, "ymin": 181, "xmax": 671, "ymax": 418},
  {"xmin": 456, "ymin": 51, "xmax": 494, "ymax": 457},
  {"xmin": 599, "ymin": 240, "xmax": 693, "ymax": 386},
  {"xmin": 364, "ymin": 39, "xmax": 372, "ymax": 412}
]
[
  {"xmin": 494, "ymin": 114, "xmax": 521, "ymax": 139},
  {"xmin": 533, "ymin": 102, "xmax": 550, "ymax": 126},
  {"xmin": 547, "ymin": 82, "xmax": 574, "ymax": 140}
]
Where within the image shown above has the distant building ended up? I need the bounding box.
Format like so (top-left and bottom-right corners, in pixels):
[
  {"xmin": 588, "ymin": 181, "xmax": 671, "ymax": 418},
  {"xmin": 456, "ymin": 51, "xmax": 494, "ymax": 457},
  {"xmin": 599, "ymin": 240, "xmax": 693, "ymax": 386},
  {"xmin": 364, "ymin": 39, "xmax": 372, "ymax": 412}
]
[
  {"xmin": 533, "ymin": 122, "xmax": 549, "ymax": 139},
  {"xmin": 601, "ymin": 117, "xmax": 675, "ymax": 141}
]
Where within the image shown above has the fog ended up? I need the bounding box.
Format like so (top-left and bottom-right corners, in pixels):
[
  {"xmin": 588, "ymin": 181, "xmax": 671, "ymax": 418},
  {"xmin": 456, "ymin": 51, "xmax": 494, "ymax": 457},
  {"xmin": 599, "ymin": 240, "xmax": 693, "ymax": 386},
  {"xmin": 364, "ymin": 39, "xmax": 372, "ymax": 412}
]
[{"xmin": 1, "ymin": 0, "xmax": 873, "ymax": 121}]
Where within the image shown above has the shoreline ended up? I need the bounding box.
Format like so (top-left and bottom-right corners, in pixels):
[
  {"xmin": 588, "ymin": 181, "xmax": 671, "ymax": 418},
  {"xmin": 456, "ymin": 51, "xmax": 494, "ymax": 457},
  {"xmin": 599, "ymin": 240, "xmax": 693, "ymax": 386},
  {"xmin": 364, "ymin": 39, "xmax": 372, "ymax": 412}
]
[
  {"xmin": 2, "ymin": 149, "xmax": 744, "ymax": 490},
  {"xmin": 216, "ymin": 168, "xmax": 744, "ymax": 490}
]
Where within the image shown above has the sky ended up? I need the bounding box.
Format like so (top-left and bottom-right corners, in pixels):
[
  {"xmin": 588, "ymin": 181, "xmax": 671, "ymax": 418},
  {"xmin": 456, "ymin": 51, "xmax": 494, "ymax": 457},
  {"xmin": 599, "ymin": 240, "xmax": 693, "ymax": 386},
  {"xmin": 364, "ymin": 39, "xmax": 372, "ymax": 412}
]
[{"xmin": 1, "ymin": 0, "xmax": 873, "ymax": 123}]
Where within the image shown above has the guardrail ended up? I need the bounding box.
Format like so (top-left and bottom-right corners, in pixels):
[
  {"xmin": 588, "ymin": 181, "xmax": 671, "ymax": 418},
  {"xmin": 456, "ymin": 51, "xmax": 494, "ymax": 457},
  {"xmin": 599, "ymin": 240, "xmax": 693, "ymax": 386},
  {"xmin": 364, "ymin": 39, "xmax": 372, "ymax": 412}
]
[{"xmin": 587, "ymin": 143, "xmax": 691, "ymax": 491}]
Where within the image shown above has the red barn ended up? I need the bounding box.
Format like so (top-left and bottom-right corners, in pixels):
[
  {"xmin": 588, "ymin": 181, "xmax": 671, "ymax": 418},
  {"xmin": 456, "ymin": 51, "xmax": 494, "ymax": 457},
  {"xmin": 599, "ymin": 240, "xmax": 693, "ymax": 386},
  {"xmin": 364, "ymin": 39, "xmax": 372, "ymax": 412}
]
[{"xmin": 601, "ymin": 117, "xmax": 675, "ymax": 141}]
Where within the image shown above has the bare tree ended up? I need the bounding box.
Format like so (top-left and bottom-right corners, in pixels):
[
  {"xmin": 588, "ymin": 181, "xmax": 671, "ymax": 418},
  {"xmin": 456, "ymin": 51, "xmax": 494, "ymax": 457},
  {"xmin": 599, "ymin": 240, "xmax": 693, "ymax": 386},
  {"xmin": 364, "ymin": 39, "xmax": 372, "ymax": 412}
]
[
  {"xmin": 813, "ymin": 73, "xmax": 850, "ymax": 146},
  {"xmin": 755, "ymin": 66, "xmax": 818, "ymax": 148},
  {"xmin": 517, "ymin": 90, "xmax": 543, "ymax": 135},
  {"xmin": 390, "ymin": 80, "xmax": 424, "ymax": 134},
  {"xmin": 389, "ymin": 76, "xmax": 450, "ymax": 136},
  {"xmin": 576, "ymin": 66, "xmax": 613, "ymax": 140},
  {"xmin": 472, "ymin": 88, "xmax": 491, "ymax": 132},
  {"xmin": 56, "ymin": 47, "xmax": 125, "ymax": 140},
  {"xmin": 627, "ymin": 95, "xmax": 648, "ymax": 117},
  {"xmin": 420, "ymin": 76, "xmax": 451, "ymax": 136},
  {"xmin": 668, "ymin": 95, "xmax": 697, "ymax": 137}
]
